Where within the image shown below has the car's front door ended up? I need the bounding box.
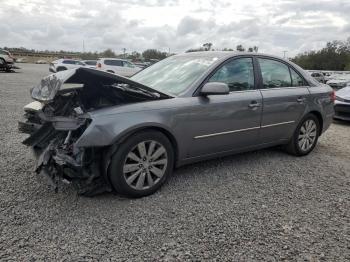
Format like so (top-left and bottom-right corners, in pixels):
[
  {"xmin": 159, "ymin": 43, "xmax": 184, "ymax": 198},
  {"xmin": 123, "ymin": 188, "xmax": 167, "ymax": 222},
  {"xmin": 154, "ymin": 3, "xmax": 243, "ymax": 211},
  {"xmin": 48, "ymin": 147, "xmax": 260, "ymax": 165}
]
[
  {"xmin": 256, "ymin": 57, "xmax": 310, "ymax": 143},
  {"xmin": 184, "ymin": 57, "xmax": 263, "ymax": 158}
]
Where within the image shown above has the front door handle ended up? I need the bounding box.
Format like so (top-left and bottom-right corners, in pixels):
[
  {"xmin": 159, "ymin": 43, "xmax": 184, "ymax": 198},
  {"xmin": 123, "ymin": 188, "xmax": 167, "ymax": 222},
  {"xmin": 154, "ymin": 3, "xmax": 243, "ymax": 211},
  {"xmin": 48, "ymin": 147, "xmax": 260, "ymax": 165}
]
[{"xmin": 248, "ymin": 101, "xmax": 260, "ymax": 109}]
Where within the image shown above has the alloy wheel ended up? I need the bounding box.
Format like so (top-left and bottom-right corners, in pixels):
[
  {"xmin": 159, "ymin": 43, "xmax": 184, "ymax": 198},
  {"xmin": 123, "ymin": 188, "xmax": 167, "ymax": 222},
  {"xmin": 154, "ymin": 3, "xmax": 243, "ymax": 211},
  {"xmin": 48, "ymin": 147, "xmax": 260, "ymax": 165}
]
[
  {"xmin": 123, "ymin": 140, "xmax": 168, "ymax": 190},
  {"xmin": 298, "ymin": 119, "xmax": 317, "ymax": 152}
]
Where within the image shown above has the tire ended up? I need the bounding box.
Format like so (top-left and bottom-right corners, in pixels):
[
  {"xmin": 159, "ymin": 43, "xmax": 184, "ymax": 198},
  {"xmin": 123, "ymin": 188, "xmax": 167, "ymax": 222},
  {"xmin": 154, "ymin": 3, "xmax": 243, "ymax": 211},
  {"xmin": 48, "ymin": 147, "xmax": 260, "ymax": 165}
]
[
  {"xmin": 108, "ymin": 130, "xmax": 174, "ymax": 197},
  {"xmin": 285, "ymin": 114, "xmax": 320, "ymax": 156}
]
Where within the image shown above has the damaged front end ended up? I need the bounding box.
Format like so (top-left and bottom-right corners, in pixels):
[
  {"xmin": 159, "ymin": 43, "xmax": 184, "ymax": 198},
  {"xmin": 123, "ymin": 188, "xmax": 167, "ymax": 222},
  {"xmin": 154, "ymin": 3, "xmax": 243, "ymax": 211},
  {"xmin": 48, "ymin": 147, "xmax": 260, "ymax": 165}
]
[{"xmin": 18, "ymin": 68, "xmax": 170, "ymax": 196}]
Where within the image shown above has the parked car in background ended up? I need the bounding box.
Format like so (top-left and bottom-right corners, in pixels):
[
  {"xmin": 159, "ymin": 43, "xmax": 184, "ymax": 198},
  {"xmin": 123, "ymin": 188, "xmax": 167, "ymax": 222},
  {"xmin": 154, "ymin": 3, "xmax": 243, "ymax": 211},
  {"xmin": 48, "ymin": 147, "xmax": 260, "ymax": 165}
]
[
  {"xmin": 49, "ymin": 59, "xmax": 86, "ymax": 72},
  {"xmin": 334, "ymin": 86, "xmax": 350, "ymax": 121},
  {"xmin": 133, "ymin": 62, "xmax": 149, "ymax": 69},
  {"xmin": 82, "ymin": 60, "xmax": 97, "ymax": 68},
  {"xmin": 0, "ymin": 49, "xmax": 15, "ymax": 71},
  {"xmin": 16, "ymin": 58, "xmax": 28, "ymax": 63},
  {"xmin": 96, "ymin": 58, "xmax": 142, "ymax": 77},
  {"xmin": 35, "ymin": 60, "xmax": 48, "ymax": 64},
  {"xmin": 19, "ymin": 52, "xmax": 334, "ymax": 197},
  {"xmin": 310, "ymin": 72, "xmax": 326, "ymax": 83},
  {"xmin": 326, "ymin": 75, "xmax": 350, "ymax": 90}
]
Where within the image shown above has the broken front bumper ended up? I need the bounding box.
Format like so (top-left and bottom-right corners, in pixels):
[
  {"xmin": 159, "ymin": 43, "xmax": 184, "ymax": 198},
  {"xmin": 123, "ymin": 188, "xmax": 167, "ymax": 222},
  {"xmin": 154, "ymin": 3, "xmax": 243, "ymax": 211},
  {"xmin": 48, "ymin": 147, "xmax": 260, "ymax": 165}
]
[{"xmin": 18, "ymin": 107, "xmax": 111, "ymax": 196}]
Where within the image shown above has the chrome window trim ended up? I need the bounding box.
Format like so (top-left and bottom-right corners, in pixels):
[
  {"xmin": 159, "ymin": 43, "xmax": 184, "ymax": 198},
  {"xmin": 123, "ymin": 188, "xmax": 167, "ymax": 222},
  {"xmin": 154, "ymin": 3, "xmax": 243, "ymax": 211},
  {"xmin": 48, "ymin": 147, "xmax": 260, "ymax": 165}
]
[
  {"xmin": 259, "ymin": 86, "xmax": 309, "ymax": 91},
  {"xmin": 194, "ymin": 120, "xmax": 295, "ymax": 139}
]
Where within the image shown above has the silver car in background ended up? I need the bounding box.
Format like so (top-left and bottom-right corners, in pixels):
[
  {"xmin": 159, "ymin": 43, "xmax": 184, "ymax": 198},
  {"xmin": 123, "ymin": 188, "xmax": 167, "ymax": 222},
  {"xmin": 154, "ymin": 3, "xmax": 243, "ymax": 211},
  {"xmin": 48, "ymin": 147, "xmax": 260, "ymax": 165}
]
[{"xmin": 19, "ymin": 52, "xmax": 335, "ymax": 197}]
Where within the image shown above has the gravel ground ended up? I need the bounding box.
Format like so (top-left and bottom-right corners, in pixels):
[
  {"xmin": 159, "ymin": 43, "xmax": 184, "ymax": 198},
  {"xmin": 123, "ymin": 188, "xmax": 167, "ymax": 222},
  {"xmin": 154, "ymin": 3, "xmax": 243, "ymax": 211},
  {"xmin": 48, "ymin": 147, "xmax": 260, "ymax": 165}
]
[{"xmin": 0, "ymin": 64, "xmax": 349, "ymax": 261}]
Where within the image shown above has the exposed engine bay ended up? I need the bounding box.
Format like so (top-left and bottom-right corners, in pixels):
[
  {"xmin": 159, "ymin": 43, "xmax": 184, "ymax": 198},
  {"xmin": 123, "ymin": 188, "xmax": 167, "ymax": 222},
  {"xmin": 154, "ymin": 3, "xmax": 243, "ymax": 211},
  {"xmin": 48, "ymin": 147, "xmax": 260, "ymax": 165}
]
[{"xmin": 18, "ymin": 68, "xmax": 171, "ymax": 196}]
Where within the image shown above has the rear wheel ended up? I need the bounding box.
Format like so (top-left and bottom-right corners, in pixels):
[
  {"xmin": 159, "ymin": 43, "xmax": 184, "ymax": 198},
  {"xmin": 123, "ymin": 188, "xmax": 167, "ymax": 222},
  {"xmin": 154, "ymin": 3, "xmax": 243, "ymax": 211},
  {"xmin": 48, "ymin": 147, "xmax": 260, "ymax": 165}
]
[
  {"xmin": 108, "ymin": 130, "xmax": 174, "ymax": 197},
  {"xmin": 286, "ymin": 114, "xmax": 320, "ymax": 156}
]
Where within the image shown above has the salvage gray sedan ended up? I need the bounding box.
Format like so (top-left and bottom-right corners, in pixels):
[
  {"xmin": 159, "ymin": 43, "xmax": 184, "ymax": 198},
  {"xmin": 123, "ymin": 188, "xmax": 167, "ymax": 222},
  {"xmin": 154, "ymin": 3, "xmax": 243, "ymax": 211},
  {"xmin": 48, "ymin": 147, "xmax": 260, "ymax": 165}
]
[{"xmin": 19, "ymin": 52, "xmax": 335, "ymax": 197}]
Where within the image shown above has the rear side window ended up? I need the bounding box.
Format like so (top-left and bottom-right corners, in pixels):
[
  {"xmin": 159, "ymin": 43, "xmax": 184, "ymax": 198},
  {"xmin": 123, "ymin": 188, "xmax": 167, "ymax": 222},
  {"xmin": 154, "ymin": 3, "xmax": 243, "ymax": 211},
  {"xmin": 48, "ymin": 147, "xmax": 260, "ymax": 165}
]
[
  {"xmin": 209, "ymin": 58, "xmax": 255, "ymax": 91},
  {"xmin": 290, "ymin": 68, "xmax": 305, "ymax": 86},
  {"xmin": 258, "ymin": 58, "xmax": 291, "ymax": 88},
  {"xmin": 104, "ymin": 60, "xmax": 123, "ymax": 66}
]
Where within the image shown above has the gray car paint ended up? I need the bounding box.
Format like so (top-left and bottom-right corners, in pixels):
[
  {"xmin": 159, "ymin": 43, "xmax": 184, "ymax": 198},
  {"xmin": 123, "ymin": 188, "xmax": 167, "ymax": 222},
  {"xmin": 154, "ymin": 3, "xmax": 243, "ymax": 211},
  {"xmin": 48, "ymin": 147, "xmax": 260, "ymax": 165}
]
[{"xmin": 73, "ymin": 52, "xmax": 334, "ymax": 167}]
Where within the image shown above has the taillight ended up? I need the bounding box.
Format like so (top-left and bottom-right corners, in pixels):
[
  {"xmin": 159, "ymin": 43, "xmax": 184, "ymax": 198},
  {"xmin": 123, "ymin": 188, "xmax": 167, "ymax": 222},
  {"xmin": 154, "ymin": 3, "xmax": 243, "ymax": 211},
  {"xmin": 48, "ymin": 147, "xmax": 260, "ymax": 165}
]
[
  {"xmin": 97, "ymin": 63, "xmax": 101, "ymax": 68},
  {"xmin": 330, "ymin": 90, "xmax": 336, "ymax": 102}
]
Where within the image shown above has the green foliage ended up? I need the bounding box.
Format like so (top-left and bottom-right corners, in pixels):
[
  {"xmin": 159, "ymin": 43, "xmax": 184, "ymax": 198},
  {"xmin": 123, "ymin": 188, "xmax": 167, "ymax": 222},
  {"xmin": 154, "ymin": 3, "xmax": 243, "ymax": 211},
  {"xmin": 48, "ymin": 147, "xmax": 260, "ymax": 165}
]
[
  {"xmin": 203, "ymin": 43, "xmax": 213, "ymax": 51},
  {"xmin": 142, "ymin": 49, "xmax": 168, "ymax": 60},
  {"xmin": 291, "ymin": 38, "xmax": 350, "ymax": 70},
  {"xmin": 100, "ymin": 48, "xmax": 116, "ymax": 58},
  {"xmin": 236, "ymin": 44, "xmax": 245, "ymax": 52}
]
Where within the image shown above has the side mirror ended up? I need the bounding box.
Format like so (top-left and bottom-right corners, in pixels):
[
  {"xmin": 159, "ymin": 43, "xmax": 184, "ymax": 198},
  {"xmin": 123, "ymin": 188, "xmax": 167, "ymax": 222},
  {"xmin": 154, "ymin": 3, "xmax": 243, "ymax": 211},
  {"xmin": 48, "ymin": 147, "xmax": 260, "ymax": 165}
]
[{"xmin": 200, "ymin": 82, "xmax": 229, "ymax": 96}]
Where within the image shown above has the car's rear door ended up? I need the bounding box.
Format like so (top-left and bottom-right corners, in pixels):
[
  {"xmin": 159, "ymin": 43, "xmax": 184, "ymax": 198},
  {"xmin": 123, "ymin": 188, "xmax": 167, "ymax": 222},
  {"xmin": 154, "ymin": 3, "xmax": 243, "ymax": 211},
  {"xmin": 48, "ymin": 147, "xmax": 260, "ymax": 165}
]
[
  {"xmin": 256, "ymin": 57, "xmax": 310, "ymax": 143},
  {"xmin": 184, "ymin": 57, "xmax": 263, "ymax": 157}
]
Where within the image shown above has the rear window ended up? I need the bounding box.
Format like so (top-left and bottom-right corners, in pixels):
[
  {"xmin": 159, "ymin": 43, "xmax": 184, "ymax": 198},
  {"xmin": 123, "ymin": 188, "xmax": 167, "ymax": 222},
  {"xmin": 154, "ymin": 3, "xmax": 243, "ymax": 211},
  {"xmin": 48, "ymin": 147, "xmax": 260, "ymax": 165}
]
[{"xmin": 104, "ymin": 60, "xmax": 123, "ymax": 66}]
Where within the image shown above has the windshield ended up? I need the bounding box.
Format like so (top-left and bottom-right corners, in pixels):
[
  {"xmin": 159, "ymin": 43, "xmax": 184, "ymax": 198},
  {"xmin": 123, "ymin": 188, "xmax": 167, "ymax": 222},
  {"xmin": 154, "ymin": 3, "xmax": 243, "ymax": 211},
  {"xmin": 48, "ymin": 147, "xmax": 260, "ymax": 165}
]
[{"xmin": 130, "ymin": 55, "xmax": 219, "ymax": 95}]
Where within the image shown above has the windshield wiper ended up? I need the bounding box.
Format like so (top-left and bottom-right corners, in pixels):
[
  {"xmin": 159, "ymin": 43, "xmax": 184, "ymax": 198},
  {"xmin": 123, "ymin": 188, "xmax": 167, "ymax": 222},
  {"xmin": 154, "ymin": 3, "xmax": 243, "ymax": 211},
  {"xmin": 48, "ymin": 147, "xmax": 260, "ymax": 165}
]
[{"xmin": 110, "ymin": 83, "xmax": 160, "ymax": 98}]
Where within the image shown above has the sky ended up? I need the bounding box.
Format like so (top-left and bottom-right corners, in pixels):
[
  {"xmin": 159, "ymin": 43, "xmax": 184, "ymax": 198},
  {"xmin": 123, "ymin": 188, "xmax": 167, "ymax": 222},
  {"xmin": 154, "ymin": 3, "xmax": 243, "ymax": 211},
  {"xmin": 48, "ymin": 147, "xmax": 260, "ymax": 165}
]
[{"xmin": 1, "ymin": 0, "xmax": 349, "ymax": 57}]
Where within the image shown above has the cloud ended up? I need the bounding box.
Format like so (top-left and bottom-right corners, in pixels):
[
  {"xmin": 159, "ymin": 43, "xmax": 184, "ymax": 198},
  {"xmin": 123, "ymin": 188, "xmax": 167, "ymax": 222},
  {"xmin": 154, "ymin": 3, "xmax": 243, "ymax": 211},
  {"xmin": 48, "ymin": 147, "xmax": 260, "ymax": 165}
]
[{"xmin": 1, "ymin": 0, "xmax": 349, "ymax": 56}]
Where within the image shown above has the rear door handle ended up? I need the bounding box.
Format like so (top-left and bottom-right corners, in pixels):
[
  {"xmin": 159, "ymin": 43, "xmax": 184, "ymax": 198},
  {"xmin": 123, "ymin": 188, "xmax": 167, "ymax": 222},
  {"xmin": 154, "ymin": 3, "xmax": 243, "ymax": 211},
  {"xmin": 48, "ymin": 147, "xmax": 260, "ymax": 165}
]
[{"xmin": 248, "ymin": 101, "xmax": 260, "ymax": 109}]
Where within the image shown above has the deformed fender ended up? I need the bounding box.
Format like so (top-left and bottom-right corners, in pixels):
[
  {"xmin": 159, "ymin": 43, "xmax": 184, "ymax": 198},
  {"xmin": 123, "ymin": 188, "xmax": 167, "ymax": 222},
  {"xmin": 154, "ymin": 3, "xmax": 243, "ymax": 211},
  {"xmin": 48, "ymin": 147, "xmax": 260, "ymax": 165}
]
[{"xmin": 74, "ymin": 110, "xmax": 177, "ymax": 148}]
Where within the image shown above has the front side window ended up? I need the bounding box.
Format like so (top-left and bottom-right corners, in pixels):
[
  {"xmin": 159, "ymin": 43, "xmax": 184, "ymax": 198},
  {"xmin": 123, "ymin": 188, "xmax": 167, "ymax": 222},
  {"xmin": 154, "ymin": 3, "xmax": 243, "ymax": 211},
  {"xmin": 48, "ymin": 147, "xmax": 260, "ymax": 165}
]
[
  {"xmin": 208, "ymin": 58, "xmax": 255, "ymax": 91},
  {"xmin": 258, "ymin": 58, "xmax": 292, "ymax": 88},
  {"xmin": 290, "ymin": 68, "xmax": 305, "ymax": 86}
]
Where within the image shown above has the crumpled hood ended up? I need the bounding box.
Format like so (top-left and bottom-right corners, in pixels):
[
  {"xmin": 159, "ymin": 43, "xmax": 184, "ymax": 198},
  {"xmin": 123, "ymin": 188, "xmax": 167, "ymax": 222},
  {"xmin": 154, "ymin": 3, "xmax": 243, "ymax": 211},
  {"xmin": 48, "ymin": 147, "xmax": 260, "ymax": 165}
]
[
  {"xmin": 31, "ymin": 67, "xmax": 173, "ymax": 102},
  {"xmin": 336, "ymin": 86, "xmax": 350, "ymax": 100}
]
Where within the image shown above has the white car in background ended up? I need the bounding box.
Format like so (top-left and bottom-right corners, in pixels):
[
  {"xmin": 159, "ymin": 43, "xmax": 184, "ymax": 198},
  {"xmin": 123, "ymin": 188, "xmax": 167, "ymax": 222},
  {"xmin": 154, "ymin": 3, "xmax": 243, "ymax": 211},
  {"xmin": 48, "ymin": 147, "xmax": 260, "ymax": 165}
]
[
  {"xmin": 0, "ymin": 49, "xmax": 15, "ymax": 71},
  {"xmin": 82, "ymin": 60, "xmax": 97, "ymax": 68},
  {"xmin": 49, "ymin": 59, "xmax": 86, "ymax": 73},
  {"xmin": 96, "ymin": 58, "xmax": 142, "ymax": 77},
  {"xmin": 310, "ymin": 72, "xmax": 326, "ymax": 83},
  {"xmin": 326, "ymin": 74, "xmax": 350, "ymax": 90},
  {"xmin": 334, "ymin": 86, "xmax": 350, "ymax": 121}
]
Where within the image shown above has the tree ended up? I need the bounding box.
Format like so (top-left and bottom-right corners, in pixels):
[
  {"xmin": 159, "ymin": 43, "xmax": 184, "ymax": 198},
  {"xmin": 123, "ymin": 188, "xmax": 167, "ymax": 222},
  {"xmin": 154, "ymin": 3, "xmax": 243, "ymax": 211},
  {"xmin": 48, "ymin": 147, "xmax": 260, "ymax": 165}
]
[
  {"xmin": 186, "ymin": 47, "xmax": 206, "ymax": 52},
  {"xmin": 291, "ymin": 38, "xmax": 350, "ymax": 70},
  {"xmin": 101, "ymin": 49, "xmax": 116, "ymax": 58},
  {"xmin": 203, "ymin": 43, "xmax": 213, "ymax": 51},
  {"xmin": 236, "ymin": 44, "xmax": 245, "ymax": 52},
  {"xmin": 142, "ymin": 49, "xmax": 167, "ymax": 60},
  {"xmin": 248, "ymin": 47, "xmax": 253, "ymax": 52}
]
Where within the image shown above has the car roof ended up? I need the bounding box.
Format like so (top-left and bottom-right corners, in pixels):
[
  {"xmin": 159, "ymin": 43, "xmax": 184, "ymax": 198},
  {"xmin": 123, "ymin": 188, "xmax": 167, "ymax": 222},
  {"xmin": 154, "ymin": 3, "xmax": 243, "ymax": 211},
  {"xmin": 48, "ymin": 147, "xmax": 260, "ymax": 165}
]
[{"xmin": 175, "ymin": 51, "xmax": 290, "ymax": 61}]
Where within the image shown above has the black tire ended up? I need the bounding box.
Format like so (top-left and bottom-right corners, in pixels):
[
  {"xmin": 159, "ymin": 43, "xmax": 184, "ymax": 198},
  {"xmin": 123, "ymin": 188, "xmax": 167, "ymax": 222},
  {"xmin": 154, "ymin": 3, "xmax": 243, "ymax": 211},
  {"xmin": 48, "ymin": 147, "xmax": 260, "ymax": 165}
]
[
  {"xmin": 285, "ymin": 114, "xmax": 320, "ymax": 156},
  {"xmin": 108, "ymin": 130, "xmax": 174, "ymax": 197},
  {"xmin": 56, "ymin": 67, "xmax": 67, "ymax": 72}
]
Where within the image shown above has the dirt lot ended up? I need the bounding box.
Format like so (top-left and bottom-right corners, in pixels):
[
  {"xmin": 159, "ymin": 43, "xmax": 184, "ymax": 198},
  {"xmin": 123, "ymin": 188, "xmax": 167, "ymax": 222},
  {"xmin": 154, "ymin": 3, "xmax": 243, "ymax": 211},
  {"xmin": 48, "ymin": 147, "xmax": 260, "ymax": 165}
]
[{"xmin": 0, "ymin": 64, "xmax": 349, "ymax": 261}]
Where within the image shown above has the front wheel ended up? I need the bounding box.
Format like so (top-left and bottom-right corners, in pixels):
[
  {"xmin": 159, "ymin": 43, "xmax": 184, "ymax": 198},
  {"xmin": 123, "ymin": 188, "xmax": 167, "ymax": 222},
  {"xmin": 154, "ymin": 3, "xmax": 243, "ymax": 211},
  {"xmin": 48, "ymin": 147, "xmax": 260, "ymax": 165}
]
[
  {"xmin": 108, "ymin": 130, "xmax": 174, "ymax": 197},
  {"xmin": 285, "ymin": 114, "xmax": 320, "ymax": 156}
]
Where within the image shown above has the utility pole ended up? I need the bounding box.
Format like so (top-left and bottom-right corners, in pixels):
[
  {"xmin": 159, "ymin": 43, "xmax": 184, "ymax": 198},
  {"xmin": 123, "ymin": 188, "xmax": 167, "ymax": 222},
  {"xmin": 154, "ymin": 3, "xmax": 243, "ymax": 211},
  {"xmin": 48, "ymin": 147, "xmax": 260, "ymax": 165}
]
[
  {"xmin": 122, "ymin": 48, "xmax": 126, "ymax": 59},
  {"xmin": 82, "ymin": 40, "xmax": 85, "ymax": 53},
  {"xmin": 283, "ymin": 50, "xmax": 288, "ymax": 59}
]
